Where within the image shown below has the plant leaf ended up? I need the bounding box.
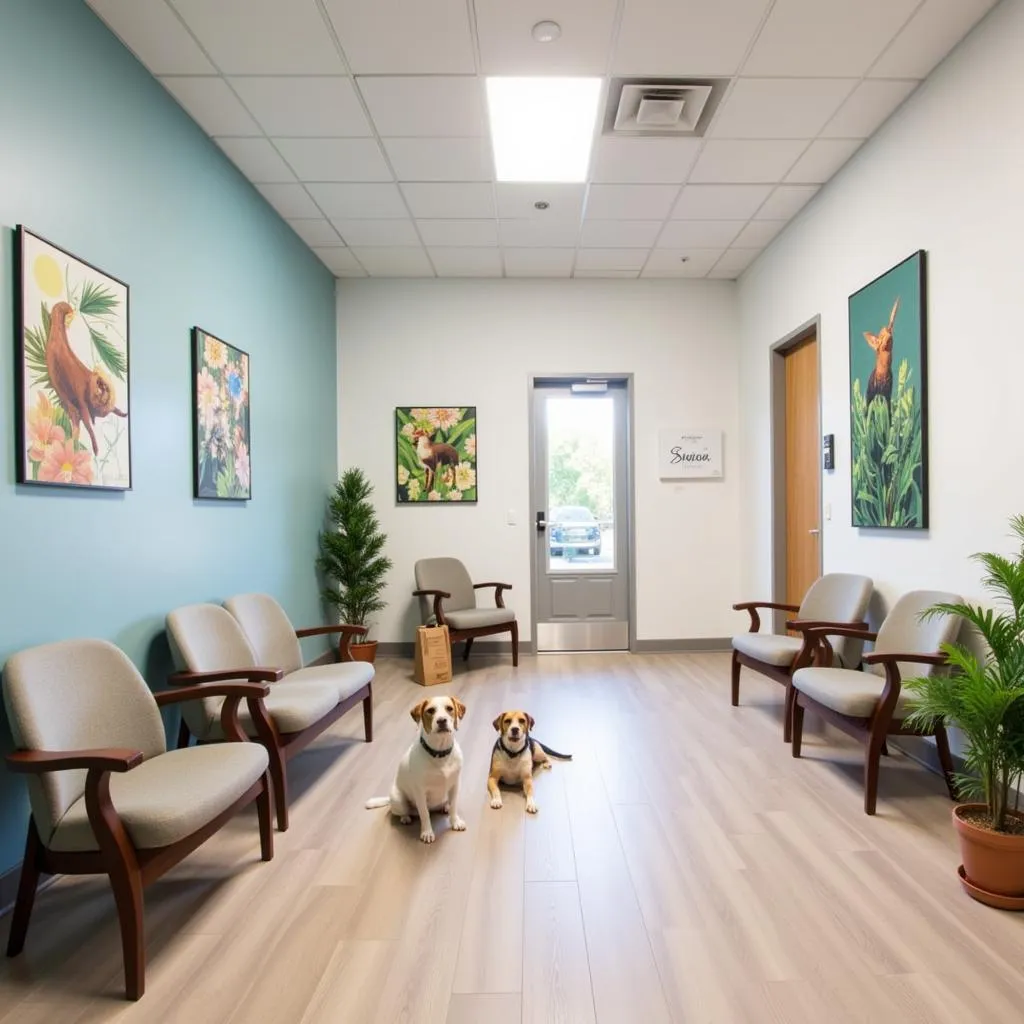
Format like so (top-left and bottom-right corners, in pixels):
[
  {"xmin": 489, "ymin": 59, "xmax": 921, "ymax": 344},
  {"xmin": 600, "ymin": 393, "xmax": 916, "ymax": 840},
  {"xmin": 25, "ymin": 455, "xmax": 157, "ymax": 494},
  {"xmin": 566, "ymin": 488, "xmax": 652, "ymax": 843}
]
[{"xmin": 88, "ymin": 326, "xmax": 128, "ymax": 381}]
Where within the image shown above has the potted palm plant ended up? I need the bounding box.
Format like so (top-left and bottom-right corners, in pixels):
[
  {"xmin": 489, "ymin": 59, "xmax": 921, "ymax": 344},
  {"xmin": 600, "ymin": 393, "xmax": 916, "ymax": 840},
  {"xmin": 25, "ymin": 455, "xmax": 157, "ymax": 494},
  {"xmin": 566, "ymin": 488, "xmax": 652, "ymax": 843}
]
[
  {"xmin": 317, "ymin": 467, "xmax": 392, "ymax": 664},
  {"xmin": 903, "ymin": 514, "xmax": 1024, "ymax": 909}
]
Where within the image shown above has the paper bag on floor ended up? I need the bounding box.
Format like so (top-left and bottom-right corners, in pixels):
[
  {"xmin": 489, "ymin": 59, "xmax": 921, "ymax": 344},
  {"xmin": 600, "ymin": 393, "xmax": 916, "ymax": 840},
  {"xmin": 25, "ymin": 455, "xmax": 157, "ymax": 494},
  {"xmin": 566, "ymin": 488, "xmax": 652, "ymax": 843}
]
[{"xmin": 413, "ymin": 624, "xmax": 453, "ymax": 686}]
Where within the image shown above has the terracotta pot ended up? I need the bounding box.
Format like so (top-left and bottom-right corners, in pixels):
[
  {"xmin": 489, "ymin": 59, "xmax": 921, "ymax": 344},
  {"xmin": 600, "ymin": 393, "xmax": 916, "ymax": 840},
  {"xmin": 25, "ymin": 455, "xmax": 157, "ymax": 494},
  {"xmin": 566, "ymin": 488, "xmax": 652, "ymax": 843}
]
[
  {"xmin": 347, "ymin": 639, "xmax": 378, "ymax": 664},
  {"xmin": 954, "ymin": 803, "xmax": 1024, "ymax": 908}
]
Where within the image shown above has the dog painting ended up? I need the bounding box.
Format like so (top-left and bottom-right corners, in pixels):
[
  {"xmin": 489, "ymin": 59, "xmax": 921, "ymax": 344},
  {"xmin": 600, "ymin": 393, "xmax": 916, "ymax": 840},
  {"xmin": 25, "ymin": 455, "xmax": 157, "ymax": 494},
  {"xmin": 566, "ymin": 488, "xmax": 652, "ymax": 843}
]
[{"xmin": 396, "ymin": 407, "xmax": 477, "ymax": 503}]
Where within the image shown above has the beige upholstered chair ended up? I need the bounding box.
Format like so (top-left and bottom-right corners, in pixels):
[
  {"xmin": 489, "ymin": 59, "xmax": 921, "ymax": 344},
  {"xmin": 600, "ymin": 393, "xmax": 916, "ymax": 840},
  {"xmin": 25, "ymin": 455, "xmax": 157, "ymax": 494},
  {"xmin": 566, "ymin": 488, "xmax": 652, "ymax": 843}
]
[
  {"xmin": 790, "ymin": 589, "xmax": 963, "ymax": 815},
  {"xmin": 731, "ymin": 573, "xmax": 873, "ymax": 741},
  {"xmin": 166, "ymin": 599, "xmax": 373, "ymax": 831},
  {"xmin": 413, "ymin": 557, "xmax": 518, "ymax": 665},
  {"xmin": 2, "ymin": 639, "xmax": 272, "ymax": 1000}
]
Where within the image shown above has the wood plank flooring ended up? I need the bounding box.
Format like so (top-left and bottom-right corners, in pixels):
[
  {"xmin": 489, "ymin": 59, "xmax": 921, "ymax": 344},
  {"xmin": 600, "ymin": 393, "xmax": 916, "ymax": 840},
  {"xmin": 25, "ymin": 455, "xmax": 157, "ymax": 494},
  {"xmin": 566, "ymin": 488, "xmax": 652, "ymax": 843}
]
[{"xmin": 3, "ymin": 651, "xmax": 1024, "ymax": 1022}]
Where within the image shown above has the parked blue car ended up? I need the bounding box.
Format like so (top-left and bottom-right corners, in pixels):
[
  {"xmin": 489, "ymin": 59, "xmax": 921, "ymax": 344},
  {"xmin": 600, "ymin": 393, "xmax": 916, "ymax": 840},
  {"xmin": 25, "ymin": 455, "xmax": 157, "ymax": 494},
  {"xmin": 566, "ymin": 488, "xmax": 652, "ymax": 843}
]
[{"xmin": 549, "ymin": 505, "xmax": 602, "ymax": 557}]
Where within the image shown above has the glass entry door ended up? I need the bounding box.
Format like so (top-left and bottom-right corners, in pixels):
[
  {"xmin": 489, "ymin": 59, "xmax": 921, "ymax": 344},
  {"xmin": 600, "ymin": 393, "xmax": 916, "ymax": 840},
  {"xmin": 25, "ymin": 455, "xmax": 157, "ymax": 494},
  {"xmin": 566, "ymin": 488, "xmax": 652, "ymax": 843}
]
[{"xmin": 531, "ymin": 379, "xmax": 630, "ymax": 652}]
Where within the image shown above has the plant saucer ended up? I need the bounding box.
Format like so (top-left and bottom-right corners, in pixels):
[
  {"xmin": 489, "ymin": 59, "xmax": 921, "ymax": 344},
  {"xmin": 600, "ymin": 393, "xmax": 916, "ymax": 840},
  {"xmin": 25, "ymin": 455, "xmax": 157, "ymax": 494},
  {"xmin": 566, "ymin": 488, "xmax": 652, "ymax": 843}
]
[{"xmin": 958, "ymin": 865, "xmax": 1024, "ymax": 911}]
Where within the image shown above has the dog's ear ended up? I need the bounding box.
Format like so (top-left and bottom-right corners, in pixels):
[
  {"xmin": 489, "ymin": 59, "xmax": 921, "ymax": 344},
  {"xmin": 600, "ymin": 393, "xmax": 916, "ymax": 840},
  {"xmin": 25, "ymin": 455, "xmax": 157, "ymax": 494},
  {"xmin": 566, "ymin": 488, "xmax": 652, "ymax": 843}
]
[
  {"xmin": 453, "ymin": 697, "xmax": 467, "ymax": 722},
  {"xmin": 527, "ymin": 713, "xmax": 536, "ymax": 731},
  {"xmin": 410, "ymin": 700, "xmax": 429, "ymax": 724},
  {"xmin": 492, "ymin": 713, "xmax": 503, "ymax": 732}
]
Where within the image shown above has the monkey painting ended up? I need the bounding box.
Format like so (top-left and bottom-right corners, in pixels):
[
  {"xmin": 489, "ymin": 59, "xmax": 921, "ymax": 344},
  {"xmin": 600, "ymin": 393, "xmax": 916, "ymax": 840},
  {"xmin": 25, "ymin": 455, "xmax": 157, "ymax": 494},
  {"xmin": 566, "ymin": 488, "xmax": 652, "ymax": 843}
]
[
  {"xmin": 45, "ymin": 301, "xmax": 127, "ymax": 455},
  {"xmin": 863, "ymin": 297, "xmax": 900, "ymax": 407}
]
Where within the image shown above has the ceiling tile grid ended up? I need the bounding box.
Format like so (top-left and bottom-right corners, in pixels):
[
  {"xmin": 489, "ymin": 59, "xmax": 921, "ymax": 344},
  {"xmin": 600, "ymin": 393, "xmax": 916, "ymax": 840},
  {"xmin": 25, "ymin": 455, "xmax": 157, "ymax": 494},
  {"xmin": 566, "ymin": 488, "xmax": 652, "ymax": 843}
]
[{"xmin": 86, "ymin": 0, "xmax": 998, "ymax": 280}]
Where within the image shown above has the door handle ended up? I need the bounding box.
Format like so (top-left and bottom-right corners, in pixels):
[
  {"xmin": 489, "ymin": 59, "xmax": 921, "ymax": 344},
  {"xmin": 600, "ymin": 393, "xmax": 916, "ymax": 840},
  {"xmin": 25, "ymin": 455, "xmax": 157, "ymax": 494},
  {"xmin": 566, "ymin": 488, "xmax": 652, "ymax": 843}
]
[
  {"xmin": 536, "ymin": 511, "xmax": 547, "ymax": 531},
  {"xmin": 808, "ymin": 528, "xmax": 820, "ymax": 535}
]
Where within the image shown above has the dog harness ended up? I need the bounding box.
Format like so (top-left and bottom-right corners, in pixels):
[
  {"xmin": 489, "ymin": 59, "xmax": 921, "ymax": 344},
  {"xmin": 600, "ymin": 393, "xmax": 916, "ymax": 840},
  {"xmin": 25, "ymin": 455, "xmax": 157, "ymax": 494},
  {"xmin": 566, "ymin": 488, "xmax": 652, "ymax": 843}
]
[
  {"xmin": 495, "ymin": 735, "xmax": 573, "ymax": 761},
  {"xmin": 420, "ymin": 736, "xmax": 454, "ymax": 758}
]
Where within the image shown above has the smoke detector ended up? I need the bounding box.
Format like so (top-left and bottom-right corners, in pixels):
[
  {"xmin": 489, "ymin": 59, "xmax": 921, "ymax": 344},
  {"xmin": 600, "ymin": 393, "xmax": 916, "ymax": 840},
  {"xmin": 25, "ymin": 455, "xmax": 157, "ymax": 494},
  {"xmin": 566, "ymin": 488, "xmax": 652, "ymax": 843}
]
[{"xmin": 606, "ymin": 78, "xmax": 727, "ymax": 137}]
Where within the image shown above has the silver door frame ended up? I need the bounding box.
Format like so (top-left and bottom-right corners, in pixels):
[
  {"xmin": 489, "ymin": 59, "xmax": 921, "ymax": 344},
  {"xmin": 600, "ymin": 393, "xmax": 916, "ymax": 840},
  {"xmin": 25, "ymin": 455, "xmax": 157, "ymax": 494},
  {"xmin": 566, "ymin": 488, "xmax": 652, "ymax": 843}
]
[{"xmin": 527, "ymin": 373, "xmax": 638, "ymax": 653}]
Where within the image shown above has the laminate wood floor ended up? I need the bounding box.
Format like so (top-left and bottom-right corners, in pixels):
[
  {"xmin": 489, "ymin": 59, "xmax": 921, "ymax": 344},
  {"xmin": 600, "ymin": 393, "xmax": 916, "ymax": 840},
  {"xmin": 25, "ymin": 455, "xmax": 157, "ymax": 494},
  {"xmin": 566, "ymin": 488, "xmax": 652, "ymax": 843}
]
[{"xmin": 3, "ymin": 652, "xmax": 1024, "ymax": 1023}]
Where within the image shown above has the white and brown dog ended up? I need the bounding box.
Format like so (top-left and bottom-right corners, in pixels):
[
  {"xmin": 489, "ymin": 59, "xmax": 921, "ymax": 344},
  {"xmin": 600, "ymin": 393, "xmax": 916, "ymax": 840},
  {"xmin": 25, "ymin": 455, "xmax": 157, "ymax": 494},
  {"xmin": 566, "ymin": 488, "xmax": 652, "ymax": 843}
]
[
  {"xmin": 365, "ymin": 696, "xmax": 467, "ymax": 843},
  {"xmin": 487, "ymin": 709, "xmax": 572, "ymax": 814}
]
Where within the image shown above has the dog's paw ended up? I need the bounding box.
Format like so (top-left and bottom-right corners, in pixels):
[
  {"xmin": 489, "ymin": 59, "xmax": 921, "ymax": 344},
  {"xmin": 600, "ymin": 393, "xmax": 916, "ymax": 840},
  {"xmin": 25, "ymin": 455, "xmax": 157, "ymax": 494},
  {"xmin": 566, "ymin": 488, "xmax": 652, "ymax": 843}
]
[
  {"xmin": 526, "ymin": 800, "xmax": 539, "ymax": 814},
  {"xmin": 419, "ymin": 829, "xmax": 436, "ymax": 844},
  {"xmin": 450, "ymin": 816, "xmax": 467, "ymax": 831},
  {"xmin": 541, "ymin": 762, "xmax": 553, "ymax": 771},
  {"xmin": 441, "ymin": 801, "xmax": 450, "ymax": 815},
  {"xmin": 400, "ymin": 815, "xmax": 413, "ymax": 825},
  {"xmin": 490, "ymin": 796, "xmax": 503, "ymax": 809}
]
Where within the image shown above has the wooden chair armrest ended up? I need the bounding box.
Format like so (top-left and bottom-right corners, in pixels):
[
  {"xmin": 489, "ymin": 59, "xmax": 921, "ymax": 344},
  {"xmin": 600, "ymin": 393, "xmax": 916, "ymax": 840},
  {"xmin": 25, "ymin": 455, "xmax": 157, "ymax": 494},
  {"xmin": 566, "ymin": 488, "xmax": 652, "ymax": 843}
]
[
  {"xmin": 412, "ymin": 589, "xmax": 451, "ymax": 625},
  {"xmin": 862, "ymin": 651, "xmax": 949, "ymax": 667},
  {"xmin": 412, "ymin": 589, "xmax": 451, "ymax": 599},
  {"xmin": 154, "ymin": 682, "xmax": 271, "ymax": 706},
  {"xmin": 473, "ymin": 582, "xmax": 512, "ymax": 590},
  {"xmin": 733, "ymin": 600, "xmax": 799, "ymax": 632},
  {"xmin": 786, "ymin": 619, "xmax": 870, "ymax": 633},
  {"xmin": 798, "ymin": 625, "xmax": 878, "ymax": 643},
  {"xmin": 6, "ymin": 748, "xmax": 143, "ymax": 774},
  {"xmin": 168, "ymin": 668, "xmax": 283, "ymax": 686},
  {"xmin": 295, "ymin": 624, "xmax": 368, "ymax": 639}
]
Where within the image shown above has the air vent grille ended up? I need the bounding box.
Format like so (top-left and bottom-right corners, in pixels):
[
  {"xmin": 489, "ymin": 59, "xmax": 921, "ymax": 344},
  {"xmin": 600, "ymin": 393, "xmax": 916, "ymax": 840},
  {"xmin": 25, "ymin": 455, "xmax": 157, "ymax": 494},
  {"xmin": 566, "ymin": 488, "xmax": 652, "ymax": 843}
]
[{"xmin": 605, "ymin": 78, "xmax": 727, "ymax": 138}]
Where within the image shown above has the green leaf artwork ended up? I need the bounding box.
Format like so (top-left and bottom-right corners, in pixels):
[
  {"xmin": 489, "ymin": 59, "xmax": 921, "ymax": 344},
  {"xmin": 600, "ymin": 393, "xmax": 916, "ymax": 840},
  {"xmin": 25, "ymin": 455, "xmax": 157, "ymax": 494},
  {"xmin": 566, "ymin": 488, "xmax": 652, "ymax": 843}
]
[{"xmin": 395, "ymin": 407, "xmax": 477, "ymax": 503}]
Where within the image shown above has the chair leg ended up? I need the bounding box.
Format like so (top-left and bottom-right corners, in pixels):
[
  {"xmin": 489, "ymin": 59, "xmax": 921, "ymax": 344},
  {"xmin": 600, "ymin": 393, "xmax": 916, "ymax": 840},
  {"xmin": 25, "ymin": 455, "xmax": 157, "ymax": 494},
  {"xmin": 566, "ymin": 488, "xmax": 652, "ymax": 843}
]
[
  {"xmin": 791, "ymin": 699, "xmax": 805, "ymax": 758},
  {"xmin": 363, "ymin": 687, "xmax": 374, "ymax": 742},
  {"xmin": 107, "ymin": 857, "xmax": 145, "ymax": 1000},
  {"xmin": 783, "ymin": 681, "xmax": 795, "ymax": 743},
  {"xmin": 864, "ymin": 731, "xmax": 887, "ymax": 816},
  {"xmin": 880, "ymin": 741, "xmax": 889, "ymax": 756},
  {"xmin": 176, "ymin": 718, "xmax": 191, "ymax": 750},
  {"xmin": 934, "ymin": 724, "xmax": 958, "ymax": 800},
  {"xmin": 257, "ymin": 776, "xmax": 274, "ymax": 862},
  {"xmin": 5, "ymin": 820, "xmax": 42, "ymax": 958},
  {"xmin": 730, "ymin": 651, "xmax": 741, "ymax": 706},
  {"xmin": 463, "ymin": 637, "xmax": 474, "ymax": 662},
  {"xmin": 510, "ymin": 621, "xmax": 519, "ymax": 667},
  {"xmin": 268, "ymin": 745, "xmax": 289, "ymax": 832}
]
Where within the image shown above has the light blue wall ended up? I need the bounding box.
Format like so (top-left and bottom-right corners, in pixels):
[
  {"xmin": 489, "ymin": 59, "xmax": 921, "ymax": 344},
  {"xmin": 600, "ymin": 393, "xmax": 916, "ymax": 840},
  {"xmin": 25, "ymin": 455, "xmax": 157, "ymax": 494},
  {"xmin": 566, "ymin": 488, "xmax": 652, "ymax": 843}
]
[{"xmin": 0, "ymin": 0, "xmax": 338, "ymax": 875}]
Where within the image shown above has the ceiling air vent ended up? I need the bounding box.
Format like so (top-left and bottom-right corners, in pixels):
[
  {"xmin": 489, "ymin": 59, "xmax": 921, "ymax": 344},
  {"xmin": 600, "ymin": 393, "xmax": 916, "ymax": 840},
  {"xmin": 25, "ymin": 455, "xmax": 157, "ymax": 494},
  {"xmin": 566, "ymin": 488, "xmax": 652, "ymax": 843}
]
[{"xmin": 606, "ymin": 78, "xmax": 727, "ymax": 138}]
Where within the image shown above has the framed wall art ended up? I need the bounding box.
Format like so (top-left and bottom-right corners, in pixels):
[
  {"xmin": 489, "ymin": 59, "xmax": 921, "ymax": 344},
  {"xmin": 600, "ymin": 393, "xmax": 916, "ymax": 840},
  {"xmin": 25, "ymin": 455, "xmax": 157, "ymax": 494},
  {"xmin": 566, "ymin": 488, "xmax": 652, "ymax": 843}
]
[
  {"xmin": 192, "ymin": 327, "xmax": 251, "ymax": 500},
  {"xmin": 848, "ymin": 249, "xmax": 928, "ymax": 529},
  {"xmin": 396, "ymin": 407, "xmax": 477, "ymax": 503},
  {"xmin": 14, "ymin": 226, "xmax": 131, "ymax": 490}
]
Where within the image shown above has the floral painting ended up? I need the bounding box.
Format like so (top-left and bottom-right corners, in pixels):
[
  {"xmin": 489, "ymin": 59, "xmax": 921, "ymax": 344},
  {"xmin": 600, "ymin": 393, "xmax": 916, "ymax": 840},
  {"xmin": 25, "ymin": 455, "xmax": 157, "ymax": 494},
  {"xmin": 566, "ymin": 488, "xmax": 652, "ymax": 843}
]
[
  {"xmin": 192, "ymin": 327, "xmax": 251, "ymax": 500},
  {"xmin": 396, "ymin": 407, "xmax": 477, "ymax": 503},
  {"xmin": 15, "ymin": 227, "xmax": 131, "ymax": 490}
]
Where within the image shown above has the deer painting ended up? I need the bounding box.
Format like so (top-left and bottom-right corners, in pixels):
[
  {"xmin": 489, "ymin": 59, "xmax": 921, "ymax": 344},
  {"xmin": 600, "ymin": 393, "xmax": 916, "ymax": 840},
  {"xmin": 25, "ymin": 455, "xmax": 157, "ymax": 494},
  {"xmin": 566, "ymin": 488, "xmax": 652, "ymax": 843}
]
[{"xmin": 863, "ymin": 297, "xmax": 900, "ymax": 406}]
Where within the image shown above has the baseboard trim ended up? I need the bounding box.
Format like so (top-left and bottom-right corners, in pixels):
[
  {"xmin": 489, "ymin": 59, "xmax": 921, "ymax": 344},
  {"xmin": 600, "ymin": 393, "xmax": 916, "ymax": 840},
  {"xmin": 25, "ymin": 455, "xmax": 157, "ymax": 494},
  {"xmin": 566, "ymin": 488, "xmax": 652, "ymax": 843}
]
[
  {"xmin": 375, "ymin": 640, "xmax": 534, "ymax": 658},
  {"xmin": 891, "ymin": 734, "xmax": 966, "ymax": 780},
  {"xmin": 633, "ymin": 638, "xmax": 732, "ymax": 653}
]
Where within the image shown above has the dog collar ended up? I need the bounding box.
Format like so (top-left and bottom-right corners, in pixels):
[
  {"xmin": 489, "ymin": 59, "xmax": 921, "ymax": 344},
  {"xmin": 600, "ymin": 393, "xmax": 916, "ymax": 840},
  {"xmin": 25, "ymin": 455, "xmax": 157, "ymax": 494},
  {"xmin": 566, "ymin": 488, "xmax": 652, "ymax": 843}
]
[
  {"xmin": 420, "ymin": 735, "xmax": 454, "ymax": 759},
  {"xmin": 497, "ymin": 734, "xmax": 531, "ymax": 759}
]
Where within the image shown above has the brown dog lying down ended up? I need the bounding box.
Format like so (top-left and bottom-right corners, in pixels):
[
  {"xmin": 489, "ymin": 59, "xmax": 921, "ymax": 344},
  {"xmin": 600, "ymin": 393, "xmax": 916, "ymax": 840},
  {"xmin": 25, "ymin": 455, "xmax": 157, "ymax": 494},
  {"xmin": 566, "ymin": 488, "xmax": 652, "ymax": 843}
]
[{"xmin": 488, "ymin": 709, "xmax": 572, "ymax": 814}]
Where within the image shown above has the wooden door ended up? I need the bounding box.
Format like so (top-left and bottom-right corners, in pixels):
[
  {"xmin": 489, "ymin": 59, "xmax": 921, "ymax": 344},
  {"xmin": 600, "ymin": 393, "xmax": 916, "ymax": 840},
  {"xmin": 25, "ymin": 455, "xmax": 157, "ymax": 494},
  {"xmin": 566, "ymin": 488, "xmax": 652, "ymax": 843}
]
[{"xmin": 784, "ymin": 334, "xmax": 821, "ymax": 608}]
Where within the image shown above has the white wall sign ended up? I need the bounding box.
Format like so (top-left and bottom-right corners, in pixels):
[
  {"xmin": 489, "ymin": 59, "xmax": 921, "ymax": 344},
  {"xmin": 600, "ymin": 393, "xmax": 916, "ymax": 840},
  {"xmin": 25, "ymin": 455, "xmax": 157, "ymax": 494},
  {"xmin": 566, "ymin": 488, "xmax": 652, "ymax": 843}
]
[{"xmin": 659, "ymin": 429, "xmax": 722, "ymax": 479}]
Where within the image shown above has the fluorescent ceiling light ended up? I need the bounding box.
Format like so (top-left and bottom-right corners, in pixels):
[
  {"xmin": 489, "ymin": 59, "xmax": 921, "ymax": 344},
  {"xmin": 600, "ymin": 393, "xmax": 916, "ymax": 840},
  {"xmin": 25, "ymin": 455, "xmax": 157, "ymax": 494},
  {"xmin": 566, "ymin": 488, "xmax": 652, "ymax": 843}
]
[{"xmin": 486, "ymin": 77, "xmax": 601, "ymax": 183}]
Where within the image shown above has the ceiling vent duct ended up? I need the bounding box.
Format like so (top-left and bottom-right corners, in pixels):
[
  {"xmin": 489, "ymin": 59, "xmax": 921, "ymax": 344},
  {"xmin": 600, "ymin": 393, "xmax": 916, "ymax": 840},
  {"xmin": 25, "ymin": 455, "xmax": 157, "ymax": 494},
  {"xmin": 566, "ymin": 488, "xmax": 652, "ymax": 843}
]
[{"xmin": 605, "ymin": 78, "xmax": 727, "ymax": 138}]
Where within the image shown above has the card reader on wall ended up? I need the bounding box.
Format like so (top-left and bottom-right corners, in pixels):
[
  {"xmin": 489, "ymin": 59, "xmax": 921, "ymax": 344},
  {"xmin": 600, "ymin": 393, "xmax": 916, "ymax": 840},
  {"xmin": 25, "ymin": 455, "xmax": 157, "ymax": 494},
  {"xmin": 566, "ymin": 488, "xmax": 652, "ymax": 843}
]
[{"xmin": 823, "ymin": 433, "xmax": 835, "ymax": 471}]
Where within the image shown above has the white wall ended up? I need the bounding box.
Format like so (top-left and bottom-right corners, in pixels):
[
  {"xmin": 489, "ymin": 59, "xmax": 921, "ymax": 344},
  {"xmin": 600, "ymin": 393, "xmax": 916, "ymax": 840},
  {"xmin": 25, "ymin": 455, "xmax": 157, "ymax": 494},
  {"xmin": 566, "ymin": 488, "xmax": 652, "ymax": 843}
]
[
  {"xmin": 737, "ymin": 0, "xmax": 1024, "ymax": 615},
  {"xmin": 336, "ymin": 279, "xmax": 741, "ymax": 645}
]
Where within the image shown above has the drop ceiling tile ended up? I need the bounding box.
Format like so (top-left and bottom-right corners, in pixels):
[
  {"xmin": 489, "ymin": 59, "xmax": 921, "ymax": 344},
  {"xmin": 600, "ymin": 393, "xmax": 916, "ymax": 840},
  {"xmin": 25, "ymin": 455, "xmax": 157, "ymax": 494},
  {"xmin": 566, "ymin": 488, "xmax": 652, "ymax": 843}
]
[
  {"xmin": 742, "ymin": 0, "xmax": 919, "ymax": 77},
  {"xmin": 614, "ymin": 0, "xmax": 772, "ymax": 76},
  {"xmin": 312, "ymin": 247, "xmax": 366, "ymax": 276},
  {"xmin": 672, "ymin": 184, "xmax": 774, "ymax": 220},
  {"xmin": 641, "ymin": 249, "xmax": 725, "ymax": 278},
  {"xmin": 87, "ymin": 0, "xmax": 215, "ymax": 73},
  {"xmin": 351, "ymin": 246, "xmax": 435, "ymax": 277},
  {"xmin": 170, "ymin": 0, "xmax": 346, "ymax": 74},
  {"xmin": 306, "ymin": 183, "xmax": 408, "ymax": 219},
  {"xmin": 785, "ymin": 139, "xmax": 863, "ymax": 183},
  {"xmin": 416, "ymin": 220, "xmax": 499, "ymax": 246},
  {"xmin": 286, "ymin": 219, "xmax": 343, "ymax": 246},
  {"xmin": 707, "ymin": 248, "xmax": 761, "ymax": 278},
  {"xmin": 657, "ymin": 220, "xmax": 745, "ymax": 249},
  {"xmin": 574, "ymin": 269, "xmax": 641, "ymax": 279},
  {"xmin": 428, "ymin": 247, "xmax": 504, "ymax": 277},
  {"xmin": 688, "ymin": 141, "xmax": 807, "ymax": 184},
  {"xmin": 382, "ymin": 138, "xmax": 492, "ymax": 182},
  {"xmin": 474, "ymin": 0, "xmax": 619, "ymax": 75},
  {"xmin": 275, "ymin": 139, "xmax": 392, "ymax": 182},
  {"xmin": 755, "ymin": 185, "xmax": 819, "ymax": 220},
  {"xmin": 586, "ymin": 184, "xmax": 680, "ymax": 220},
  {"xmin": 579, "ymin": 220, "xmax": 664, "ymax": 248},
  {"xmin": 230, "ymin": 77, "xmax": 371, "ymax": 137},
  {"xmin": 590, "ymin": 138, "xmax": 702, "ymax": 184},
  {"xmin": 255, "ymin": 183, "xmax": 322, "ymax": 218},
  {"xmin": 323, "ymin": 0, "xmax": 476, "ymax": 73},
  {"xmin": 215, "ymin": 138, "xmax": 295, "ymax": 182},
  {"xmin": 160, "ymin": 77, "xmax": 262, "ymax": 136},
  {"xmin": 821, "ymin": 80, "xmax": 919, "ymax": 138},
  {"xmin": 496, "ymin": 183, "xmax": 585, "ymax": 221},
  {"xmin": 401, "ymin": 183, "xmax": 495, "ymax": 219},
  {"xmin": 709, "ymin": 78, "xmax": 857, "ymax": 139},
  {"xmin": 732, "ymin": 220, "xmax": 787, "ymax": 248},
  {"xmin": 499, "ymin": 220, "xmax": 581, "ymax": 247},
  {"xmin": 358, "ymin": 77, "xmax": 486, "ymax": 137},
  {"xmin": 574, "ymin": 249, "xmax": 650, "ymax": 271},
  {"xmin": 503, "ymin": 249, "xmax": 575, "ymax": 277},
  {"xmin": 331, "ymin": 220, "xmax": 421, "ymax": 246},
  {"xmin": 870, "ymin": 0, "xmax": 997, "ymax": 78}
]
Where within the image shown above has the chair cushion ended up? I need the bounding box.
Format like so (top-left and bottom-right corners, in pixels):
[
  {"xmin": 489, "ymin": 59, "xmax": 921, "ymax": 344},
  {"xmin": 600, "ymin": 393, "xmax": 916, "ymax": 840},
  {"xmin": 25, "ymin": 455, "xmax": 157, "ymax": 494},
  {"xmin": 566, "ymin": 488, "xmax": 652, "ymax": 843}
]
[
  {"xmin": 206, "ymin": 681, "xmax": 341, "ymax": 740},
  {"xmin": 225, "ymin": 593, "xmax": 304, "ymax": 675},
  {"xmin": 731, "ymin": 632, "xmax": 803, "ymax": 667},
  {"xmin": 792, "ymin": 666, "xmax": 914, "ymax": 719},
  {"xmin": 414, "ymin": 557, "xmax": 476, "ymax": 620},
  {"xmin": 284, "ymin": 661, "xmax": 374, "ymax": 702},
  {"xmin": 48, "ymin": 743, "xmax": 269, "ymax": 852},
  {"xmin": 444, "ymin": 607, "xmax": 516, "ymax": 631},
  {"xmin": 798, "ymin": 573, "xmax": 874, "ymax": 669}
]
